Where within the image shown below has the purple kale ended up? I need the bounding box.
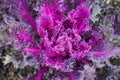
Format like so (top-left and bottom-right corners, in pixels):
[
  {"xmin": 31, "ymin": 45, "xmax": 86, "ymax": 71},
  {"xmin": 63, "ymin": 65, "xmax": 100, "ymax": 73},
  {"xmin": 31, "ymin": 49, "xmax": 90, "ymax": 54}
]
[{"xmin": 2, "ymin": 0, "xmax": 120, "ymax": 80}]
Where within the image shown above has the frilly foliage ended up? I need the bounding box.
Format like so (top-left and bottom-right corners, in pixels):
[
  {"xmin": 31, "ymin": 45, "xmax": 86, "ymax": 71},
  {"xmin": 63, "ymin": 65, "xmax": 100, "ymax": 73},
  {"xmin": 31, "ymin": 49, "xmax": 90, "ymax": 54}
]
[{"xmin": 0, "ymin": 0, "xmax": 120, "ymax": 80}]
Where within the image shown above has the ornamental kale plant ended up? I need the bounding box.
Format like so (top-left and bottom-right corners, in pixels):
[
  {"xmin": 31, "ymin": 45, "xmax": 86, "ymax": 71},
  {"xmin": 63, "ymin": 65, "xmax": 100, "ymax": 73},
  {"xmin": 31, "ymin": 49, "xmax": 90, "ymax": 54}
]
[{"xmin": 1, "ymin": 0, "xmax": 120, "ymax": 80}]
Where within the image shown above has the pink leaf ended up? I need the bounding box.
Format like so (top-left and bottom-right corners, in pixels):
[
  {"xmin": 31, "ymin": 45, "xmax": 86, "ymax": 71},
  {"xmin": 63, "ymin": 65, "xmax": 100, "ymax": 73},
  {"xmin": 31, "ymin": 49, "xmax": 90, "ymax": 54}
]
[{"xmin": 23, "ymin": 48, "xmax": 42, "ymax": 54}]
